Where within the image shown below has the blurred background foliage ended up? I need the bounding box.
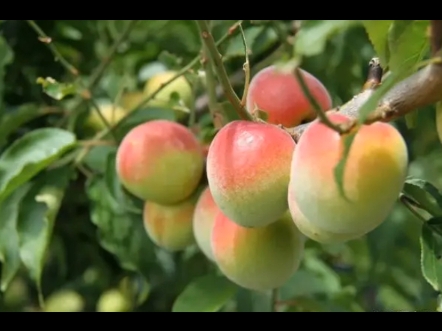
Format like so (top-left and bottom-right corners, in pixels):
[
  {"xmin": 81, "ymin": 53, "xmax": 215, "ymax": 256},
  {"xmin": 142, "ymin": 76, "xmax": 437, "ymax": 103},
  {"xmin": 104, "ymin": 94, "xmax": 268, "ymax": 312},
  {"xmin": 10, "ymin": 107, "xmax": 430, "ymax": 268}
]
[{"xmin": 0, "ymin": 20, "xmax": 441, "ymax": 312}]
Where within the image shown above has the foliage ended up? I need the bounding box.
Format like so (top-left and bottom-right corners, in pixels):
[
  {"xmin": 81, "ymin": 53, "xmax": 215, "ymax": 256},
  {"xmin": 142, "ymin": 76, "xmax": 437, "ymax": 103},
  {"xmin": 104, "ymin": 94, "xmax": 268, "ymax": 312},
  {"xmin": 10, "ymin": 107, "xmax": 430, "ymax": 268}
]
[{"xmin": 0, "ymin": 19, "xmax": 441, "ymax": 312}]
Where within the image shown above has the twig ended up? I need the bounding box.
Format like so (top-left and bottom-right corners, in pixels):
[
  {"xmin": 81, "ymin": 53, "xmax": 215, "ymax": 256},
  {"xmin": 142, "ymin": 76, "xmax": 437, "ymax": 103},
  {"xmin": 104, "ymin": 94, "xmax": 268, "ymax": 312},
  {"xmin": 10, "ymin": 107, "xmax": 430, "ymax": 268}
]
[
  {"xmin": 196, "ymin": 20, "xmax": 252, "ymax": 121},
  {"xmin": 288, "ymin": 21, "xmax": 442, "ymax": 141},
  {"xmin": 238, "ymin": 24, "xmax": 251, "ymax": 106},
  {"xmin": 400, "ymin": 194, "xmax": 427, "ymax": 223},
  {"xmin": 26, "ymin": 20, "xmax": 79, "ymax": 76},
  {"xmin": 87, "ymin": 20, "xmax": 140, "ymax": 91},
  {"xmin": 289, "ymin": 53, "xmax": 442, "ymax": 141},
  {"xmin": 130, "ymin": 20, "xmax": 244, "ymax": 113},
  {"xmin": 198, "ymin": 21, "xmax": 224, "ymax": 129},
  {"xmin": 293, "ymin": 67, "xmax": 345, "ymax": 134}
]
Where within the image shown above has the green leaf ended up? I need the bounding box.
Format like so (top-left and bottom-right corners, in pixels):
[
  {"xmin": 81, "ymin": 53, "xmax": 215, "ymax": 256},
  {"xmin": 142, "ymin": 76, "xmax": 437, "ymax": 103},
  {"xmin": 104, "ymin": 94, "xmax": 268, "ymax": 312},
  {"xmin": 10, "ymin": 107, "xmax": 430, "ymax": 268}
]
[
  {"xmin": 103, "ymin": 151, "xmax": 142, "ymax": 214},
  {"xmin": 0, "ymin": 128, "xmax": 76, "ymax": 203},
  {"xmin": 17, "ymin": 166, "xmax": 72, "ymax": 305},
  {"xmin": 388, "ymin": 20, "xmax": 430, "ymax": 75},
  {"xmin": 82, "ymin": 145, "xmax": 117, "ymax": 173},
  {"xmin": 402, "ymin": 177, "xmax": 442, "ymax": 217},
  {"xmin": 0, "ymin": 104, "xmax": 48, "ymax": 148},
  {"xmin": 294, "ymin": 20, "xmax": 359, "ymax": 57},
  {"xmin": 36, "ymin": 77, "xmax": 78, "ymax": 100},
  {"xmin": 172, "ymin": 274, "xmax": 238, "ymax": 312},
  {"xmin": 362, "ymin": 20, "xmax": 393, "ymax": 68},
  {"xmin": 0, "ymin": 35, "xmax": 14, "ymax": 112},
  {"xmin": 420, "ymin": 222, "xmax": 442, "ymax": 292},
  {"xmin": 224, "ymin": 26, "xmax": 264, "ymax": 59},
  {"xmin": 86, "ymin": 176, "xmax": 155, "ymax": 276},
  {"xmin": 0, "ymin": 184, "xmax": 32, "ymax": 291}
]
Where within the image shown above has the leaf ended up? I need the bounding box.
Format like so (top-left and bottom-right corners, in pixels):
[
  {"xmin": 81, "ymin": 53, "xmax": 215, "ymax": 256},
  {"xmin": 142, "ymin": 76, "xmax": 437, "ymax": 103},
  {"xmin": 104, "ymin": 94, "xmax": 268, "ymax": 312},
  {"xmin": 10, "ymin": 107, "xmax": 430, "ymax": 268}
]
[
  {"xmin": 0, "ymin": 184, "xmax": 32, "ymax": 291},
  {"xmin": 82, "ymin": 145, "xmax": 117, "ymax": 173},
  {"xmin": 103, "ymin": 151, "xmax": 142, "ymax": 214},
  {"xmin": 0, "ymin": 104, "xmax": 48, "ymax": 148},
  {"xmin": 0, "ymin": 35, "xmax": 14, "ymax": 112},
  {"xmin": 17, "ymin": 166, "xmax": 72, "ymax": 305},
  {"xmin": 388, "ymin": 20, "xmax": 430, "ymax": 75},
  {"xmin": 172, "ymin": 274, "xmax": 238, "ymax": 312},
  {"xmin": 36, "ymin": 77, "xmax": 78, "ymax": 100},
  {"xmin": 402, "ymin": 177, "xmax": 442, "ymax": 217},
  {"xmin": 0, "ymin": 128, "xmax": 76, "ymax": 203},
  {"xmin": 224, "ymin": 26, "xmax": 264, "ymax": 59},
  {"xmin": 86, "ymin": 176, "xmax": 155, "ymax": 276},
  {"xmin": 420, "ymin": 222, "xmax": 442, "ymax": 292},
  {"xmin": 362, "ymin": 20, "xmax": 393, "ymax": 68},
  {"xmin": 294, "ymin": 20, "xmax": 359, "ymax": 57}
]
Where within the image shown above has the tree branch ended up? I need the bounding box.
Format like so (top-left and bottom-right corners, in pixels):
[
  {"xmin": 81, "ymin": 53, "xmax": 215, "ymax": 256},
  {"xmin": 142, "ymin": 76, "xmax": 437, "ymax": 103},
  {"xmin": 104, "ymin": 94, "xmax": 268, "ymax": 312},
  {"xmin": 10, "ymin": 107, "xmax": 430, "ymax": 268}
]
[
  {"xmin": 286, "ymin": 21, "xmax": 442, "ymax": 141},
  {"xmin": 430, "ymin": 20, "xmax": 442, "ymax": 56},
  {"xmin": 130, "ymin": 20, "xmax": 244, "ymax": 113},
  {"xmin": 195, "ymin": 20, "xmax": 253, "ymax": 121},
  {"xmin": 198, "ymin": 21, "xmax": 224, "ymax": 129}
]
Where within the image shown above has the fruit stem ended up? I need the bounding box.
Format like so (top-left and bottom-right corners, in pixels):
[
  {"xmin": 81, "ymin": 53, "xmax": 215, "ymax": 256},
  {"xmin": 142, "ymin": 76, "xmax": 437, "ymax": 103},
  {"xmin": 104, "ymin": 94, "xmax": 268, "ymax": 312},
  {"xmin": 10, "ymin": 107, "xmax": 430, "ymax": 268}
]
[
  {"xmin": 198, "ymin": 21, "xmax": 225, "ymax": 129},
  {"xmin": 238, "ymin": 24, "xmax": 251, "ymax": 107},
  {"xmin": 293, "ymin": 67, "xmax": 346, "ymax": 134},
  {"xmin": 196, "ymin": 20, "xmax": 253, "ymax": 121}
]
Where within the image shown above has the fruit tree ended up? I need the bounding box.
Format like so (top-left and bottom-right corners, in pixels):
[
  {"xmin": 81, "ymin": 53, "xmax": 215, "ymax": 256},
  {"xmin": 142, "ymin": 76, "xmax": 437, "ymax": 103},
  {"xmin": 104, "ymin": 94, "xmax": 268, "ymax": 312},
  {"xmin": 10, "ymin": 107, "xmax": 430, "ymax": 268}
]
[{"xmin": 0, "ymin": 20, "xmax": 442, "ymax": 312}]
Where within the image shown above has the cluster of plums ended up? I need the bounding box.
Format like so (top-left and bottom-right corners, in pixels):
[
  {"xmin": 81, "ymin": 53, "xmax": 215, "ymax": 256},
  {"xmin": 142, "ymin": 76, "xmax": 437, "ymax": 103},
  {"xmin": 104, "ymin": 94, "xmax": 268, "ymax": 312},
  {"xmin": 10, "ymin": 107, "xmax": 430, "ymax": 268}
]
[{"xmin": 115, "ymin": 65, "xmax": 409, "ymax": 291}]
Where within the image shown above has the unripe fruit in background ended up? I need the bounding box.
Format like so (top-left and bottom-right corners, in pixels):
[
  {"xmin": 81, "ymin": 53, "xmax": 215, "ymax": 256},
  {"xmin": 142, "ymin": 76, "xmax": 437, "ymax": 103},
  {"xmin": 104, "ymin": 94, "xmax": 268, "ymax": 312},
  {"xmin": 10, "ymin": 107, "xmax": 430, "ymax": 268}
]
[
  {"xmin": 206, "ymin": 120, "xmax": 296, "ymax": 228},
  {"xmin": 211, "ymin": 210, "xmax": 304, "ymax": 291},
  {"xmin": 144, "ymin": 70, "xmax": 194, "ymax": 119},
  {"xmin": 85, "ymin": 103, "xmax": 128, "ymax": 132},
  {"xmin": 143, "ymin": 188, "xmax": 201, "ymax": 251},
  {"xmin": 289, "ymin": 113, "xmax": 408, "ymax": 235},
  {"xmin": 121, "ymin": 91, "xmax": 145, "ymax": 110},
  {"xmin": 44, "ymin": 290, "xmax": 85, "ymax": 312},
  {"xmin": 193, "ymin": 186, "xmax": 220, "ymax": 260},
  {"xmin": 116, "ymin": 120, "xmax": 204, "ymax": 205},
  {"xmin": 288, "ymin": 190, "xmax": 364, "ymax": 244},
  {"xmin": 96, "ymin": 288, "xmax": 132, "ymax": 312},
  {"xmin": 246, "ymin": 65, "xmax": 332, "ymax": 127}
]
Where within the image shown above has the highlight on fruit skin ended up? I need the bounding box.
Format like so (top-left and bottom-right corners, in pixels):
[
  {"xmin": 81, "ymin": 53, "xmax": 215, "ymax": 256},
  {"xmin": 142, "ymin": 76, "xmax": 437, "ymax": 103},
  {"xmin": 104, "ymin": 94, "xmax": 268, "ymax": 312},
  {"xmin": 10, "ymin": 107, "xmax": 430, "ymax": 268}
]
[
  {"xmin": 246, "ymin": 65, "xmax": 332, "ymax": 127},
  {"xmin": 289, "ymin": 112, "xmax": 408, "ymax": 235},
  {"xmin": 206, "ymin": 120, "xmax": 296, "ymax": 228},
  {"xmin": 287, "ymin": 189, "xmax": 364, "ymax": 244},
  {"xmin": 115, "ymin": 119, "xmax": 205, "ymax": 205},
  {"xmin": 143, "ymin": 189, "xmax": 200, "ymax": 252},
  {"xmin": 211, "ymin": 210, "xmax": 305, "ymax": 291},
  {"xmin": 192, "ymin": 186, "xmax": 220, "ymax": 261}
]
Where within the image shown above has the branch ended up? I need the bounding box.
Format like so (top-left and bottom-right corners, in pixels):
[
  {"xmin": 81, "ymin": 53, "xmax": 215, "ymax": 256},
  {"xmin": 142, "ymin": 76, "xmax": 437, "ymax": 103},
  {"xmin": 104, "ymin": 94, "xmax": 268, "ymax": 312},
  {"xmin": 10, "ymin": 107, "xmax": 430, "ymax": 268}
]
[
  {"xmin": 196, "ymin": 20, "xmax": 253, "ymax": 121},
  {"xmin": 87, "ymin": 20, "xmax": 140, "ymax": 91},
  {"xmin": 430, "ymin": 20, "xmax": 442, "ymax": 56},
  {"xmin": 198, "ymin": 21, "xmax": 224, "ymax": 129},
  {"xmin": 284, "ymin": 21, "xmax": 442, "ymax": 142},
  {"xmin": 27, "ymin": 20, "xmax": 79, "ymax": 76},
  {"xmin": 293, "ymin": 67, "xmax": 345, "ymax": 134},
  {"xmin": 130, "ymin": 20, "xmax": 244, "ymax": 113}
]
